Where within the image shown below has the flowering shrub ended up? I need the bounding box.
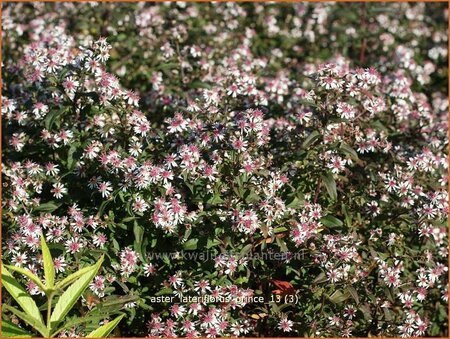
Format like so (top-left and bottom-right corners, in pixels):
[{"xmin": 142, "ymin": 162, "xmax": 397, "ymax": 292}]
[{"xmin": 2, "ymin": 2, "xmax": 448, "ymax": 338}]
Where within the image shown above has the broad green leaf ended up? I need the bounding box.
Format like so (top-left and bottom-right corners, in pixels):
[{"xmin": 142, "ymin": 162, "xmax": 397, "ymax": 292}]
[
  {"xmin": 239, "ymin": 244, "xmax": 253, "ymax": 258},
  {"xmin": 183, "ymin": 238, "xmax": 198, "ymax": 250},
  {"xmin": 133, "ymin": 222, "xmax": 144, "ymax": 245},
  {"xmin": 50, "ymin": 256, "xmax": 103, "ymax": 328},
  {"xmin": 41, "ymin": 235, "xmax": 55, "ymax": 288},
  {"xmin": 122, "ymin": 216, "xmax": 137, "ymax": 223},
  {"xmin": 274, "ymin": 227, "xmax": 288, "ymax": 234},
  {"xmin": 2, "ymin": 305, "xmax": 47, "ymax": 338},
  {"xmin": 339, "ymin": 142, "xmax": 359, "ymax": 160},
  {"xmin": 4, "ymin": 265, "xmax": 46, "ymax": 293},
  {"xmin": 51, "ymin": 315, "xmax": 109, "ymax": 337},
  {"xmin": 286, "ymin": 196, "xmax": 301, "ymax": 209},
  {"xmin": 44, "ymin": 108, "xmax": 64, "ymax": 130},
  {"xmin": 347, "ymin": 286, "xmax": 360, "ymax": 304},
  {"xmin": 313, "ymin": 272, "xmax": 327, "ymax": 284},
  {"xmin": 341, "ymin": 203, "xmax": 352, "ymax": 227},
  {"xmin": 359, "ymin": 304, "xmax": 372, "ymax": 321},
  {"xmin": 234, "ymin": 276, "xmax": 248, "ymax": 284},
  {"xmin": 243, "ymin": 189, "xmax": 260, "ymax": 204},
  {"xmin": 276, "ymin": 237, "xmax": 288, "ymax": 252},
  {"xmin": 156, "ymin": 62, "xmax": 179, "ymax": 71},
  {"xmin": 321, "ymin": 173, "xmax": 337, "ymax": 200},
  {"xmin": 55, "ymin": 263, "xmax": 98, "ymax": 290},
  {"xmin": 328, "ymin": 289, "xmax": 350, "ymax": 304},
  {"xmin": 206, "ymin": 238, "xmax": 221, "ymax": 249},
  {"xmin": 207, "ymin": 193, "xmax": 224, "ymax": 205},
  {"xmin": 91, "ymin": 295, "xmax": 139, "ymax": 313},
  {"xmin": 384, "ymin": 287, "xmax": 395, "ymax": 303},
  {"xmin": 183, "ymin": 228, "xmax": 192, "ymax": 242},
  {"xmin": 1, "ymin": 266, "xmax": 44, "ymax": 325},
  {"xmin": 302, "ymin": 130, "xmax": 320, "ymax": 148},
  {"xmin": 34, "ymin": 201, "xmax": 61, "ymax": 213},
  {"xmin": 155, "ymin": 287, "xmax": 173, "ymax": 296},
  {"xmin": 371, "ymin": 119, "xmax": 389, "ymax": 132},
  {"xmin": 133, "ymin": 222, "xmax": 145, "ymax": 260},
  {"xmin": 1, "ymin": 319, "xmax": 33, "ymax": 338},
  {"xmin": 320, "ymin": 215, "xmax": 343, "ymax": 228},
  {"xmin": 67, "ymin": 142, "xmax": 79, "ymax": 170},
  {"xmin": 98, "ymin": 200, "xmax": 110, "ymax": 217},
  {"xmin": 184, "ymin": 180, "xmax": 194, "ymax": 194},
  {"xmin": 86, "ymin": 314, "xmax": 125, "ymax": 338},
  {"xmin": 188, "ymin": 80, "xmax": 212, "ymax": 90}
]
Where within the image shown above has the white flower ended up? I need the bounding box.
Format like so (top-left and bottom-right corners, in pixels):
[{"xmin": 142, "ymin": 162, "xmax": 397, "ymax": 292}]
[
  {"xmin": 51, "ymin": 182, "xmax": 67, "ymax": 199},
  {"xmin": 98, "ymin": 181, "xmax": 113, "ymax": 198},
  {"xmin": 278, "ymin": 316, "xmax": 293, "ymax": 332}
]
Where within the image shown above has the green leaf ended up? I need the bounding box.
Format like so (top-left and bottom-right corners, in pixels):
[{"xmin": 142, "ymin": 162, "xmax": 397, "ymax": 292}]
[
  {"xmin": 132, "ymin": 221, "xmax": 143, "ymax": 236},
  {"xmin": 98, "ymin": 200, "xmax": 110, "ymax": 217},
  {"xmin": 66, "ymin": 143, "xmax": 79, "ymax": 170},
  {"xmin": 234, "ymin": 276, "xmax": 248, "ymax": 284},
  {"xmin": 207, "ymin": 193, "xmax": 224, "ymax": 206},
  {"xmin": 2, "ymin": 305, "xmax": 47, "ymax": 338},
  {"xmin": 347, "ymin": 286, "xmax": 360, "ymax": 304},
  {"xmin": 41, "ymin": 235, "xmax": 55, "ymax": 288},
  {"xmin": 302, "ymin": 130, "xmax": 320, "ymax": 148},
  {"xmin": 320, "ymin": 215, "xmax": 343, "ymax": 228},
  {"xmin": 339, "ymin": 142, "xmax": 359, "ymax": 160},
  {"xmin": 244, "ymin": 189, "xmax": 260, "ymax": 204},
  {"xmin": 112, "ymin": 238, "xmax": 120, "ymax": 251},
  {"xmin": 92, "ymin": 295, "xmax": 139, "ymax": 313},
  {"xmin": 239, "ymin": 244, "xmax": 253, "ymax": 258},
  {"xmin": 276, "ymin": 237, "xmax": 288, "ymax": 252},
  {"xmin": 321, "ymin": 173, "xmax": 337, "ymax": 200},
  {"xmin": 3, "ymin": 265, "xmax": 46, "ymax": 293},
  {"xmin": 122, "ymin": 216, "xmax": 137, "ymax": 223},
  {"xmin": 86, "ymin": 314, "xmax": 125, "ymax": 338},
  {"xmin": 383, "ymin": 308, "xmax": 392, "ymax": 321},
  {"xmin": 51, "ymin": 315, "xmax": 108, "ymax": 337},
  {"xmin": 156, "ymin": 62, "xmax": 179, "ymax": 71},
  {"xmin": 359, "ymin": 304, "xmax": 372, "ymax": 321},
  {"xmin": 50, "ymin": 256, "xmax": 103, "ymax": 328},
  {"xmin": 183, "ymin": 178, "xmax": 194, "ymax": 194},
  {"xmin": 183, "ymin": 238, "xmax": 198, "ymax": 250},
  {"xmin": 341, "ymin": 203, "xmax": 352, "ymax": 227},
  {"xmin": 1, "ymin": 319, "xmax": 33, "ymax": 338},
  {"xmin": 313, "ymin": 272, "xmax": 327, "ymax": 284},
  {"xmin": 133, "ymin": 222, "xmax": 144, "ymax": 259},
  {"xmin": 55, "ymin": 264, "xmax": 98, "ymax": 291},
  {"xmin": 328, "ymin": 290, "xmax": 350, "ymax": 304},
  {"xmin": 44, "ymin": 108, "xmax": 64, "ymax": 130},
  {"xmin": 183, "ymin": 227, "xmax": 192, "ymax": 241},
  {"xmin": 274, "ymin": 227, "xmax": 288, "ymax": 234},
  {"xmin": 206, "ymin": 238, "xmax": 221, "ymax": 249},
  {"xmin": 1, "ymin": 266, "xmax": 44, "ymax": 325},
  {"xmin": 188, "ymin": 80, "xmax": 212, "ymax": 90},
  {"xmin": 286, "ymin": 196, "xmax": 301, "ymax": 209},
  {"xmin": 155, "ymin": 287, "xmax": 173, "ymax": 296},
  {"xmin": 34, "ymin": 201, "xmax": 61, "ymax": 213}
]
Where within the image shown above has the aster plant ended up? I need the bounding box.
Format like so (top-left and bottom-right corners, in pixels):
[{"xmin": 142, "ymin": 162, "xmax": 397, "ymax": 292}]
[{"xmin": 1, "ymin": 2, "xmax": 448, "ymax": 338}]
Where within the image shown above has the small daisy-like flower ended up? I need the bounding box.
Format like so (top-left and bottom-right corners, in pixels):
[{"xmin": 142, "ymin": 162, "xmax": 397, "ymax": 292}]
[
  {"xmin": 93, "ymin": 233, "xmax": 107, "ymax": 247},
  {"xmin": 53, "ymin": 256, "xmax": 67, "ymax": 273},
  {"xmin": 45, "ymin": 163, "xmax": 60, "ymax": 176},
  {"xmin": 98, "ymin": 181, "xmax": 113, "ymax": 198},
  {"xmin": 278, "ymin": 315, "xmax": 293, "ymax": 332},
  {"xmin": 143, "ymin": 263, "xmax": 156, "ymax": 276},
  {"xmin": 51, "ymin": 182, "xmax": 67, "ymax": 199}
]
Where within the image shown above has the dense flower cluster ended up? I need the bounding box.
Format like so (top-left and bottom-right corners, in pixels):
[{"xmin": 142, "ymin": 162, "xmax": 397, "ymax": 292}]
[{"xmin": 2, "ymin": 2, "xmax": 448, "ymax": 338}]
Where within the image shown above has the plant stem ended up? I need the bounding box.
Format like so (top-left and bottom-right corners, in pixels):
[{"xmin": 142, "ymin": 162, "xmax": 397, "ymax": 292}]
[{"xmin": 47, "ymin": 292, "xmax": 54, "ymax": 331}]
